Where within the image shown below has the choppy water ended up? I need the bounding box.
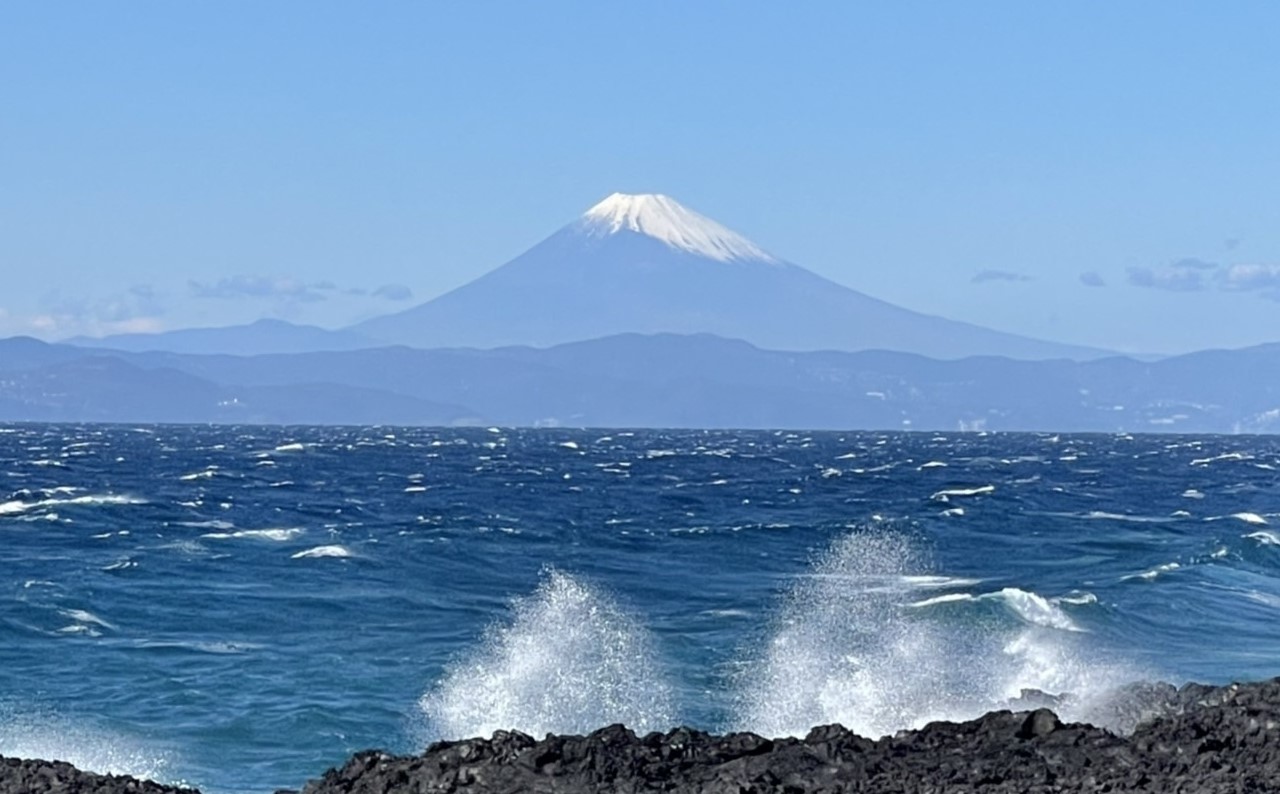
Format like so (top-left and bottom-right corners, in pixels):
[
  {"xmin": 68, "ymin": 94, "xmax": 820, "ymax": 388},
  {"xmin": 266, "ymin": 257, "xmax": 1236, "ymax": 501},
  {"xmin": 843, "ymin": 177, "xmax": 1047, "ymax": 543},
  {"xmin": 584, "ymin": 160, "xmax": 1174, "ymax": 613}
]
[{"xmin": 2, "ymin": 425, "xmax": 1279, "ymax": 793}]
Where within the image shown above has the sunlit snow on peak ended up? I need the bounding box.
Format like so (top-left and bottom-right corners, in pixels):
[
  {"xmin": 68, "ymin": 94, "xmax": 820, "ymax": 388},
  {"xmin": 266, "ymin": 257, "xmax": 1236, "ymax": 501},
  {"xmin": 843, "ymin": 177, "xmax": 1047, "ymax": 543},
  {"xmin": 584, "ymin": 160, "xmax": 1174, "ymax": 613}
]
[{"xmin": 578, "ymin": 192, "xmax": 779, "ymax": 264}]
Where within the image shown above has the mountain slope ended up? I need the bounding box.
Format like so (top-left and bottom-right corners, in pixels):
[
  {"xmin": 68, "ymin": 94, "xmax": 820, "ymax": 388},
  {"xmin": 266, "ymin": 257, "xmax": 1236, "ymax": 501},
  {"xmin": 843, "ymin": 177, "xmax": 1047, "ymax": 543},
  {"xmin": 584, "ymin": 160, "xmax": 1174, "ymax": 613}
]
[
  {"xmin": 353, "ymin": 193, "xmax": 1107, "ymax": 360},
  {"xmin": 66, "ymin": 318, "xmax": 378, "ymax": 356}
]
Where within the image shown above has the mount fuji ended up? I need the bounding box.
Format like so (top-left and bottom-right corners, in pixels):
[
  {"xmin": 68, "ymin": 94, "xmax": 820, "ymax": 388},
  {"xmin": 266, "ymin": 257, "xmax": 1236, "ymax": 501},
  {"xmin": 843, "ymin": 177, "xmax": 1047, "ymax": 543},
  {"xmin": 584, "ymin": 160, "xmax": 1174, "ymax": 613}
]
[{"xmin": 352, "ymin": 193, "xmax": 1105, "ymax": 360}]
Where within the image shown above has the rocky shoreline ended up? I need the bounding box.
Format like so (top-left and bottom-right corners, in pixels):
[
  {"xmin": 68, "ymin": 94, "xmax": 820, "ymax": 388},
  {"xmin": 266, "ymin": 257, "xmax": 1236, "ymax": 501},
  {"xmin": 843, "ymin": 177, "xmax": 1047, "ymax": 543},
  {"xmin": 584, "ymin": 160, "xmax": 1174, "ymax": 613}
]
[{"xmin": 5, "ymin": 678, "xmax": 1279, "ymax": 793}]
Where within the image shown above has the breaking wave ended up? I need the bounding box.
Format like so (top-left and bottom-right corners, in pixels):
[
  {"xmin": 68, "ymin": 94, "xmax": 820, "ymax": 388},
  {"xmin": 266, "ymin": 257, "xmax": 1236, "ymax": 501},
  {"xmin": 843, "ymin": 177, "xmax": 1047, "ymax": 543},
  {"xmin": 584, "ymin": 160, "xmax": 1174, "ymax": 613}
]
[
  {"xmin": 420, "ymin": 532, "xmax": 1144, "ymax": 743},
  {"xmin": 730, "ymin": 531, "xmax": 1142, "ymax": 739},
  {"xmin": 420, "ymin": 571, "xmax": 676, "ymax": 740}
]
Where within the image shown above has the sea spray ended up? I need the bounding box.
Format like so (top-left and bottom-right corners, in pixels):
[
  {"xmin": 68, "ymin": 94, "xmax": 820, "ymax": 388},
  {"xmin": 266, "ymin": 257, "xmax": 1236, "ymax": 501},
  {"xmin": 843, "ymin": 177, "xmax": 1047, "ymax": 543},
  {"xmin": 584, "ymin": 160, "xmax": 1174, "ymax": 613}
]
[
  {"xmin": 732, "ymin": 530, "xmax": 1143, "ymax": 738},
  {"xmin": 0, "ymin": 703, "xmax": 176, "ymax": 784},
  {"xmin": 420, "ymin": 570, "xmax": 675, "ymax": 740}
]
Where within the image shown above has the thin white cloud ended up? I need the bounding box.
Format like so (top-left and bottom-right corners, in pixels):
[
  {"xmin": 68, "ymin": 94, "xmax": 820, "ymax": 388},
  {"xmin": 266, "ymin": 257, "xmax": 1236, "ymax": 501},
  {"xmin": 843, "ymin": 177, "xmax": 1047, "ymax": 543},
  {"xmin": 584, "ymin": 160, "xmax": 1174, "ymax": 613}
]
[
  {"xmin": 1127, "ymin": 257, "xmax": 1280, "ymax": 301},
  {"xmin": 189, "ymin": 275, "xmax": 328, "ymax": 303},
  {"xmin": 1126, "ymin": 266, "xmax": 1207, "ymax": 292},
  {"xmin": 1216, "ymin": 264, "xmax": 1280, "ymax": 300},
  {"xmin": 971, "ymin": 269, "xmax": 1032, "ymax": 284}
]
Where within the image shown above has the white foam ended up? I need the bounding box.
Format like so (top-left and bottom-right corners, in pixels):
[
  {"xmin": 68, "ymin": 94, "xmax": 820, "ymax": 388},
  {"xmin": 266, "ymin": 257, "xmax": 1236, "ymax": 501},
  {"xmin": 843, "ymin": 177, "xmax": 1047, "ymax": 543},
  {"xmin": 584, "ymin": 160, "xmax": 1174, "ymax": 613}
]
[
  {"xmin": 919, "ymin": 461, "xmax": 948, "ymax": 469},
  {"xmin": 1246, "ymin": 530, "xmax": 1280, "ymax": 546},
  {"xmin": 0, "ymin": 494, "xmax": 145, "ymax": 516},
  {"xmin": 930, "ymin": 485, "xmax": 995, "ymax": 501},
  {"xmin": 907, "ymin": 588, "xmax": 1082, "ymax": 632},
  {"xmin": 0, "ymin": 706, "xmax": 174, "ymax": 783},
  {"xmin": 290, "ymin": 545, "xmax": 353, "ymax": 559},
  {"xmin": 898, "ymin": 575, "xmax": 983, "ymax": 589},
  {"xmin": 203, "ymin": 528, "xmax": 304, "ymax": 542},
  {"xmin": 420, "ymin": 571, "xmax": 674, "ymax": 740},
  {"xmin": 178, "ymin": 469, "xmax": 217, "ymax": 481},
  {"xmin": 734, "ymin": 532, "xmax": 1138, "ymax": 739},
  {"xmin": 1123, "ymin": 562, "xmax": 1182, "ymax": 581},
  {"xmin": 273, "ymin": 442, "xmax": 306, "ymax": 452},
  {"xmin": 907, "ymin": 592, "xmax": 973, "ymax": 608},
  {"xmin": 1231, "ymin": 512, "xmax": 1268, "ymax": 525},
  {"xmin": 1190, "ymin": 452, "xmax": 1253, "ymax": 466},
  {"xmin": 1057, "ymin": 592, "xmax": 1099, "ymax": 606},
  {"xmin": 57, "ymin": 609, "xmax": 115, "ymax": 630}
]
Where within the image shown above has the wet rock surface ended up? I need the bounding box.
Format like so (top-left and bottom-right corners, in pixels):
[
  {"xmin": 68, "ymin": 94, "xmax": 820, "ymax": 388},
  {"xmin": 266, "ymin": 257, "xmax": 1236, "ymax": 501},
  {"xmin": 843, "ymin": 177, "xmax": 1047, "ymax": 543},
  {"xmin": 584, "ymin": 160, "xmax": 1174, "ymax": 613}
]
[
  {"xmin": 7, "ymin": 678, "xmax": 1280, "ymax": 793},
  {"xmin": 0, "ymin": 756, "xmax": 197, "ymax": 794}
]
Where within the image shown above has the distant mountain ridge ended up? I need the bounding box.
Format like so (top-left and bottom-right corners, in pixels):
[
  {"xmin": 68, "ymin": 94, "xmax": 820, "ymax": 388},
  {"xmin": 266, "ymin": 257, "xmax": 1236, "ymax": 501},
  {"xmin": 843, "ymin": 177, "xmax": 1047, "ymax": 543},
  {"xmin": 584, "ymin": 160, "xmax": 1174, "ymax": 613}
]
[
  {"xmin": 67, "ymin": 318, "xmax": 377, "ymax": 356},
  {"xmin": 4, "ymin": 333, "xmax": 1279, "ymax": 432},
  {"xmin": 352, "ymin": 193, "xmax": 1108, "ymax": 360}
]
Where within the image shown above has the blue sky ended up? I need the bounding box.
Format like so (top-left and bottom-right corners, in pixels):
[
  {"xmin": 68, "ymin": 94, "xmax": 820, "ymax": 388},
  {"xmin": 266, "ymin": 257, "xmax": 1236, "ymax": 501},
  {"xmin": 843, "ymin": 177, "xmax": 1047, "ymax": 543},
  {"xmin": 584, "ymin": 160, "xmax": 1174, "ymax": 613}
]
[{"xmin": 2, "ymin": 2, "xmax": 1278, "ymax": 353}]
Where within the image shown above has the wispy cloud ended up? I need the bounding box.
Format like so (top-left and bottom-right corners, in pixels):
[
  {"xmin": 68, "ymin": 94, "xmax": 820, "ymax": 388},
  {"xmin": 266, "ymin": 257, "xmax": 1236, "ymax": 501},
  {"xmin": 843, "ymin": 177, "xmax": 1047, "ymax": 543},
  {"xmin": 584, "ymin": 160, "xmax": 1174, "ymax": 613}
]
[
  {"xmin": 1217, "ymin": 264, "xmax": 1280, "ymax": 300},
  {"xmin": 189, "ymin": 275, "xmax": 329, "ymax": 303},
  {"xmin": 1128, "ymin": 257, "xmax": 1280, "ymax": 301},
  {"xmin": 188, "ymin": 275, "xmax": 418, "ymax": 303},
  {"xmin": 1126, "ymin": 264, "xmax": 1209, "ymax": 292},
  {"xmin": 971, "ymin": 269, "xmax": 1032, "ymax": 284},
  {"xmin": 1079, "ymin": 271, "xmax": 1106, "ymax": 287},
  {"xmin": 28, "ymin": 285, "xmax": 168, "ymax": 337},
  {"xmin": 372, "ymin": 283, "xmax": 413, "ymax": 301}
]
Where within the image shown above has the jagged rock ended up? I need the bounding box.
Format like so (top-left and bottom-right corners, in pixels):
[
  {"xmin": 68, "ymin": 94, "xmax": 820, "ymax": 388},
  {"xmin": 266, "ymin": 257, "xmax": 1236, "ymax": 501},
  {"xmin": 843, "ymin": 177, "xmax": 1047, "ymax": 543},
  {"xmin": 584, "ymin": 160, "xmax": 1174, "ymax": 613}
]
[
  {"xmin": 0, "ymin": 756, "xmax": 197, "ymax": 794},
  {"xmin": 9, "ymin": 677, "xmax": 1280, "ymax": 793},
  {"xmin": 295, "ymin": 677, "xmax": 1280, "ymax": 794}
]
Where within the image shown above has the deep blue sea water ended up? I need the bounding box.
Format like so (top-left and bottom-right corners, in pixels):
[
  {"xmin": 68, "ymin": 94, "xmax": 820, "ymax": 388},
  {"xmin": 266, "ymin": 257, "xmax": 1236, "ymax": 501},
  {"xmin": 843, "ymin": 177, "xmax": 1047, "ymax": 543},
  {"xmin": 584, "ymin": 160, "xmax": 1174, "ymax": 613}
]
[{"xmin": 2, "ymin": 425, "xmax": 1280, "ymax": 793}]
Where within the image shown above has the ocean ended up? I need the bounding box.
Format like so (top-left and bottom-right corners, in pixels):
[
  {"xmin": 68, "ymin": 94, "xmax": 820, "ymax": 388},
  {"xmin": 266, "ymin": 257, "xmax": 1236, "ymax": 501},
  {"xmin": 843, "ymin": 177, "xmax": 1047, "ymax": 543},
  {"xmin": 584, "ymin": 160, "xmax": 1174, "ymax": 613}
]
[{"xmin": 2, "ymin": 424, "xmax": 1278, "ymax": 793}]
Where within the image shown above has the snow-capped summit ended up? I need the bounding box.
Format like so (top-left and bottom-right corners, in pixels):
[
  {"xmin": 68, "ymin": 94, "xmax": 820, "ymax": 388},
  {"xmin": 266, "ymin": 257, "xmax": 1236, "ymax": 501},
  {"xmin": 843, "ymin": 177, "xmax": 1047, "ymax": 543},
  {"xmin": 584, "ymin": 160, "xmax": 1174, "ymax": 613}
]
[
  {"xmin": 351, "ymin": 191, "xmax": 1107, "ymax": 360},
  {"xmin": 576, "ymin": 193, "xmax": 779, "ymax": 264}
]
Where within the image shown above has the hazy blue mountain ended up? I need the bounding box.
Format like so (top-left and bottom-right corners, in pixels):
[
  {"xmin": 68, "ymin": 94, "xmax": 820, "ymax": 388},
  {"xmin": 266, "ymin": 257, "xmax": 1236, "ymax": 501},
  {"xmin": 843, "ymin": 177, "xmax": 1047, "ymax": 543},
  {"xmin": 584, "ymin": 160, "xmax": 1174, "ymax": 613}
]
[
  {"xmin": 66, "ymin": 318, "xmax": 378, "ymax": 356},
  {"xmin": 0, "ymin": 341, "xmax": 470, "ymax": 425},
  {"xmin": 4, "ymin": 333, "xmax": 1276, "ymax": 432},
  {"xmin": 352, "ymin": 193, "xmax": 1108, "ymax": 360}
]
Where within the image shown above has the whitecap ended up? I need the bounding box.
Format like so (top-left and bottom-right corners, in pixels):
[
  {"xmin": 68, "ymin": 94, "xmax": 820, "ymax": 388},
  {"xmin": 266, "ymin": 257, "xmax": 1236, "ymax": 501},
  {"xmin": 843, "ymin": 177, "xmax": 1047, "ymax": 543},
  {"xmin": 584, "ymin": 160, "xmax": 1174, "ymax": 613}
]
[
  {"xmin": 1056, "ymin": 592, "xmax": 1099, "ymax": 606},
  {"xmin": 1245, "ymin": 530, "xmax": 1280, "ymax": 546},
  {"xmin": 906, "ymin": 588, "xmax": 1082, "ymax": 632},
  {"xmin": 930, "ymin": 485, "xmax": 995, "ymax": 500},
  {"xmin": 1190, "ymin": 452, "xmax": 1253, "ymax": 466},
  {"xmin": 178, "ymin": 470, "xmax": 217, "ymax": 481},
  {"xmin": 273, "ymin": 442, "xmax": 306, "ymax": 452},
  {"xmin": 57, "ymin": 609, "xmax": 116, "ymax": 630},
  {"xmin": 907, "ymin": 592, "xmax": 973, "ymax": 608},
  {"xmin": 919, "ymin": 461, "xmax": 948, "ymax": 469},
  {"xmin": 1232, "ymin": 512, "xmax": 1268, "ymax": 525},
  {"xmin": 291, "ymin": 545, "xmax": 353, "ymax": 559},
  {"xmin": 1123, "ymin": 562, "xmax": 1181, "ymax": 581},
  {"xmin": 899, "ymin": 575, "xmax": 983, "ymax": 589},
  {"xmin": 202, "ymin": 528, "xmax": 304, "ymax": 542}
]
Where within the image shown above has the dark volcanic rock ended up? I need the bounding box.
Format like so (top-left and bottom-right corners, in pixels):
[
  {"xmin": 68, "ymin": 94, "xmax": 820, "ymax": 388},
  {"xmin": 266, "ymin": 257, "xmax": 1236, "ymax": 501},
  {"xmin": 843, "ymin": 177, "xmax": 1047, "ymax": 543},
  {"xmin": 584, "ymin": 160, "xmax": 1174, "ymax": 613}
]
[
  {"xmin": 0, "ymin": 756, "xmax": 197, "ymax": 794},
  {"xmin": 295, "ymin": 677, "xmax": 1280, "ymax": 794},
  {"xmin": 9, "ymin": 678, "xmax": 1280, "ymax": 793}
]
